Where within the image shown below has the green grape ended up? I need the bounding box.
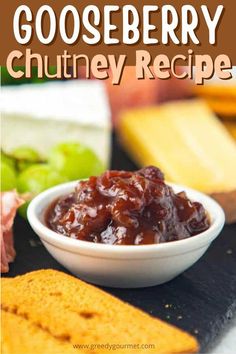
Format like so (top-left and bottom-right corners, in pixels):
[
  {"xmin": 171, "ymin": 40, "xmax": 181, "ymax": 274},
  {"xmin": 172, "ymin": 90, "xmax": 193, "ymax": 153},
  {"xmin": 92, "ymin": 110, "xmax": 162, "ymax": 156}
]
[
  {"xmin": 1, "ymin": 151, "xmax": 16, "ymax": 170},
  {"xmin": 11, "ymin": 146, "xmax": 42, "ymax": 172},
  {"xmin": 1, "ymin": 162, "xmax": 17, "ymax": 191},
  {"xmin": 17, "ymin": 164, "xmax": 66, "ymax": 195},
  {"xmin": 18, "ymin": 202, "xmax": 29, "ymax": 219},
  {"xmin": 12, "ymin": 146, "xmax": 40, "ymax": 161},
  {"xmin": 49, "ymin": 142, "xmax": 104, "ymax": 180},
  {"xmin": 17, "ymin": 164, "xmax": 67, "ymax": 219}
]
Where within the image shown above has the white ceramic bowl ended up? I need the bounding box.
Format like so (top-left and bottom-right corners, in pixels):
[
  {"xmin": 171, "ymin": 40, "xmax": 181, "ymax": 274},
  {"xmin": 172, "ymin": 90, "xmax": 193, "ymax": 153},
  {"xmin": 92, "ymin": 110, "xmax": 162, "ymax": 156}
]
[{"xmin": 27, "ymin": 181, "xmax": 225, "ymax": 288}]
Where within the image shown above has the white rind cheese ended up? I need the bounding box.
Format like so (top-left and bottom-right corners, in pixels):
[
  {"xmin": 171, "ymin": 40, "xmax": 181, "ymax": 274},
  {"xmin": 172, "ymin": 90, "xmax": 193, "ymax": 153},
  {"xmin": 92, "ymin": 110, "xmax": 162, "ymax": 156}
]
[{"xmin": 1, "ymin": 80, "xmax": 111, "ymax": 166}]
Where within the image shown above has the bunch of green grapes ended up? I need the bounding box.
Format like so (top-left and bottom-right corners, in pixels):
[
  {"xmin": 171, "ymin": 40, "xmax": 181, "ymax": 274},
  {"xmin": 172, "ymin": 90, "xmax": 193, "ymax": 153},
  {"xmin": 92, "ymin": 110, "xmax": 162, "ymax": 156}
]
[{"xmin": 1, "ymin": 143, "xmax": 104, "ymax": 218}]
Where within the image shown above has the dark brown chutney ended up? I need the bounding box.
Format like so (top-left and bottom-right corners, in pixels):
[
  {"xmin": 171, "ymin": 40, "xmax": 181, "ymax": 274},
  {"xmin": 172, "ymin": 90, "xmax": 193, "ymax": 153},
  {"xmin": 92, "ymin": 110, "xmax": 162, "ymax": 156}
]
[{"xmin": 46, "ymin": 166, "xmax": 210, "ymax": 245}]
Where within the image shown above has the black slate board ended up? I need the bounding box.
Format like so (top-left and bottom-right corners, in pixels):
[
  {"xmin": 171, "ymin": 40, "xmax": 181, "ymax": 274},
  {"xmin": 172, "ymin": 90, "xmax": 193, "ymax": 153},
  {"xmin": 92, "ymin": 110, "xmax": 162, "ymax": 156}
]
[{"xmin": 4, "ymin": 134, "xmax": 236, "ymax": 352}]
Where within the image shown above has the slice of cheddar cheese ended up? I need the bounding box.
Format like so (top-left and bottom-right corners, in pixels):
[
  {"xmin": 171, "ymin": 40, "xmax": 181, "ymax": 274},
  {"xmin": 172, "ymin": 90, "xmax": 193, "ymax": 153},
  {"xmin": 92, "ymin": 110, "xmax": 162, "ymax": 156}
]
[
  {"xmin": 204, "ymin": 97, "xmax": 236, "ymax": 118},
  {"xmin": 119, "ymin": 100, "xmax": 236, "ymax": 195},
  {"xmin": 194, "ymin": 81, "xmax": 236, "ymax": 118},
  {"xmin": 224, "ymin": 121, "xmax": 236, "ymax": 140},
  {"xmin": 194, "ymin": 85, "xmax": 236, "ymax": 100}
]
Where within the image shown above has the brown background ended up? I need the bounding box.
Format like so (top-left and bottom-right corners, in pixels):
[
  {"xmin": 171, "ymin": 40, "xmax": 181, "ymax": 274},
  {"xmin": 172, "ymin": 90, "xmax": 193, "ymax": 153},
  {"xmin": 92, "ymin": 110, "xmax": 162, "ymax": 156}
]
[{"xmin": 0, "ymin": 0, "xmax": 235, "ymax": 66}]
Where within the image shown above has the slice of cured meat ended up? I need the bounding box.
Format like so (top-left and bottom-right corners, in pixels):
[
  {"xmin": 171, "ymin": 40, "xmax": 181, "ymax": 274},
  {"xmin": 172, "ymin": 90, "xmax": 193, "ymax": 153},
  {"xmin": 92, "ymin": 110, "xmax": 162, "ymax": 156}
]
[{"xmin": 1, "ymin": 191, "xmax": 24, "ymax": 273}]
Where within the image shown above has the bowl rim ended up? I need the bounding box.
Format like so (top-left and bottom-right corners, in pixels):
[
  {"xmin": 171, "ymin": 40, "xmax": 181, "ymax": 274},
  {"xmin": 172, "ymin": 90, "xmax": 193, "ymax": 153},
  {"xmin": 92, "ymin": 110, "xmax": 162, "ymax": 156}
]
[{"xmin": 27, "ymin": 180, "xmax": 225, "ymax": 257}]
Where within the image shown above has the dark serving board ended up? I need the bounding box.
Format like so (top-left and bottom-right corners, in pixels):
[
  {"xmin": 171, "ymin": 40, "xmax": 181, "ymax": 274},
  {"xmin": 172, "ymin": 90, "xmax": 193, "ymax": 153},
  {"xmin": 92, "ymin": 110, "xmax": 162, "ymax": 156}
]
[{"xmin": 4, "ymin": 134, "xmax": 236, "ymax": 352}]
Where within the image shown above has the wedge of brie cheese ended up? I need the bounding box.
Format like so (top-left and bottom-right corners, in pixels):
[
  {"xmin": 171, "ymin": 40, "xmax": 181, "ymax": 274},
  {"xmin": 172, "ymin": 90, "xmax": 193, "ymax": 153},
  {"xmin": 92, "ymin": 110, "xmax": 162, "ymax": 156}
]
[{"xmin": 1, "ymin": 80, "xmax": 111, "ymax": 167}]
